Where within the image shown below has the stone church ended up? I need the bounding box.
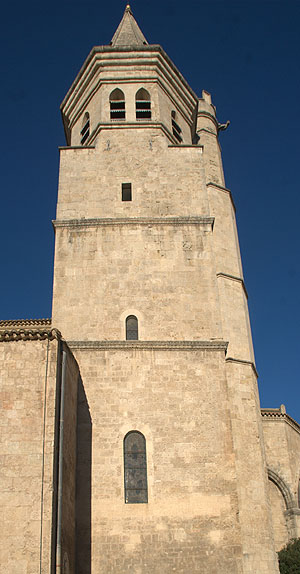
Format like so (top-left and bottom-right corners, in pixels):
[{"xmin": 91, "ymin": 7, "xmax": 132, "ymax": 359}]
[{"xmin": 1, "ymin": 5, "xmax": 299, "ymax": 574}]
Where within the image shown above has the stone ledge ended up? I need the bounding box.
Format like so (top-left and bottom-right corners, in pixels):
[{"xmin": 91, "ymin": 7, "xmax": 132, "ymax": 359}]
[
  {"xmin": 261, "ymin": 409, "xmax": 300, "ymax": 435},
  {"xmin": 59, "ymin": 145, "xmax": 96, "ymax": 150},
  {"xmin": 67, "ymin": 340, "xmax": 228, "ymax": 351},
  {"xmin": 225, "ymin": 356, "xmax": 258, "ymax": 377},
  {"xmin": 217, "ymin": 273, "xmax": 248, "ymax": 299},
  {"xmin": 206, "ymin": 181, "xmax": 236, "ymax": 212},
  {"xmin": 0, "ymin": 328, "xmax": 61, "ymax": 342},
  {"xmin": 207, "ymin": 182, "xmax": 232, "ymax": 194},
  {"xmin": 53, "ymin": 216, "xmax": 215, "ymax": 229}
]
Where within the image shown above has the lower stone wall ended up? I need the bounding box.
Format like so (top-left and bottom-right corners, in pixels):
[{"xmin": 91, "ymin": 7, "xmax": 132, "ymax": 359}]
[
  {"xmin": 72, "ymin": 343, "xmax": 244, "ymax": 574},
  {"xmin": 0, "ymin": 336, "xmax": 59, "ymax": 574}
]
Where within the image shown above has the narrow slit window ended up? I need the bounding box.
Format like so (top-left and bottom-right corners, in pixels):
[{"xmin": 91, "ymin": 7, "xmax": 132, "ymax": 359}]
[
  {"xmin": 122, "ymin": 183, "xmax": 132, "ymax": 201},
  {"xmin": 126, "ymin": 315, "xmax": 138, "ymax": 340},
  {"xmin": 80, "ymin": 112, "xmax": 90, "ymax": 145},
  {"xmin": 124, "ymin": 431, "xmax": 148, "ymax": 503},
  {"xmin": 135, "ymin": 88, "xmax": 151, "ymax": 120},
  {"xmin": 110, "ymin": 88, "xmax": 126, "ymax": 120},
  {"xmin": 171, "ymin": 110, "xmax": 182, "ymax": 143}
]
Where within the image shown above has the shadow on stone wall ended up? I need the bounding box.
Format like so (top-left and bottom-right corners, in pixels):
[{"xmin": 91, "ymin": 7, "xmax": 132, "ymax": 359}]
[{"xmin": 75, "ymin": 378, "xmax": 92, "ymax": 574}]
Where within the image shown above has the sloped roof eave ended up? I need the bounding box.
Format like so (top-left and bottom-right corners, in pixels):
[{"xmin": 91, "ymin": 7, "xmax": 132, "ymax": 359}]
[{"xmin": 60, "ymin": 44, "xmax": 199, "ymax": 114}]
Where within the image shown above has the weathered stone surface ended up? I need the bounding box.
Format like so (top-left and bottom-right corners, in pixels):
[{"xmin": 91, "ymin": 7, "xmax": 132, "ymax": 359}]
[
  {"xmin": 262, "ymin": 408, "xmax": 300, "ymax": 549},
  {"xmin": 51, "ymin": 10, "xmax": 281, "ymax": 569},
  {"xmin": 0, "ymin": 338, "xmax": 59, "ymax": 573}
]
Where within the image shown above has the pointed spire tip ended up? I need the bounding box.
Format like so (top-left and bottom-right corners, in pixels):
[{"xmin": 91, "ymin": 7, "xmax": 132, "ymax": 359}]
[{"xmin": 111, "ymin": 3, "xmax": 148, "ymax": 47}]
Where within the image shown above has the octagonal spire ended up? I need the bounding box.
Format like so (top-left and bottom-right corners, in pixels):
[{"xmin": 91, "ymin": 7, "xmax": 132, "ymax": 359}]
[{"xmin": 111, "ymin": 4, "xmax": 148, "ymax": 47}]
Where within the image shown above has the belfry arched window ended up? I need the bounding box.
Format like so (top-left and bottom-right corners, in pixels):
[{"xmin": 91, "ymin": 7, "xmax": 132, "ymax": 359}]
[
  {"xmin": 110, "ymin": 88, "xmax": 126, "ymax": 120},
  {"xmin": 80, "ymin": 112, "xmax": 90, "ymax": 145},
  {"xmin": 135, "ymin": 88, "xmax": 151, "ymax": 120},
  {"xmin": 171, "ymin": 110, "xmax": 182, "ymax": 143},
  {"xmin": 126, "ymin": 315, "xmax": 138, "ymax": 340},
  {"xmin": 124, "ymin": 431, "xmax": 148, "ymax": 503}
]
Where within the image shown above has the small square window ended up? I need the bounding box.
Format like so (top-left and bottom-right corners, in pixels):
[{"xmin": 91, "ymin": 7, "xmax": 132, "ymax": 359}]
[{"xmin": 122, "ymin": 183, "xmax": 132, "ymax": 201}]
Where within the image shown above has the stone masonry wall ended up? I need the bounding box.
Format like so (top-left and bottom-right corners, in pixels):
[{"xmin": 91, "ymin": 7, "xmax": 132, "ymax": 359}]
[
  {"xmin": 72, "ymin": 345, "xmax": 244, "ymax": 574},
  {"xmin": 0, "ymin": 337, "xmax": 59, "ymax": 574},
  {"xmin": 262, "ymin": 413, "xmax": 300, "ymax": 542},
  {"xmin": 56, "ymin": 130, "xmax": 206, "ymax": 221},
  {"xmin": 53, "ymin": 221, "xmax": 220, "ymax": 342},
  {"xmin": 225, "ymin": 362, "xmax": 280, "ymax": 574}
]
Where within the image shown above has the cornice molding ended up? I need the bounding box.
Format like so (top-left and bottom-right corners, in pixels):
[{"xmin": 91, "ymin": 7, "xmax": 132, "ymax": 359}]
[
  {"xmin": 0, "ymin": 318, "xmax": 51, "ymax": 328},
  {"xmin": 217, "ymin": 272, "xmax": 248, "ymax": 299},
  {"xmin": 0, "ymin": 328, "xmax": 61, "ymax": 343},
  {"xmin": 67, "ymin": 340, "xmax": 228, "ymax": 351},
  {"xmin": 225, "ymin": 357, "xmax": 258, "ymax": 377},
  {"xmin": 53, "ymin": 216, "xmax": 215, "ymax": 230},
  {"xmin": 61, "ymin": 44, "xmax": 198, "ymax": 117},
  {"xmin": 261, "ymin": 409, "xmax": 300, "ymax": 435},
  {"xmin": 62, "ymin": 44, "xmax": 198, "ymax": 101}
]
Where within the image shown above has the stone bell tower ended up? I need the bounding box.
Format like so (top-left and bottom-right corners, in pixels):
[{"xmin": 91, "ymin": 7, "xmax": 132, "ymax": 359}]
[{"xmin": 52, "ymin": 5, "xmax": 280, "ymax": 573}]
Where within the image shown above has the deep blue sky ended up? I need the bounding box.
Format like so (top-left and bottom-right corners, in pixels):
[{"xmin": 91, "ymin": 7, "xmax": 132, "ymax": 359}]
[{"xmin": 1, "ymin": 0, "xmax": 299, "ymax": 419}]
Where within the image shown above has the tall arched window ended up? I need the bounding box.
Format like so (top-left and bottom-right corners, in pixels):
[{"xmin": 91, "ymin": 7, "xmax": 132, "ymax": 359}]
[
  {"xmin": 124, "ymin": 431, "xmax": 148, "ymax": 503},
  {"xmin": 80, "ymin": 112, "xmax": 90, "ymax": 145},
  {"xmin": 110, "ymin": 88, "xmax": 126, "ymax": 120},
  {"xmin": 135, "ymin": 88, "xmax": 151, "ymax": 120},
  {"xmin": 171, "ymin": 110, "xmax": 182, "ymax": 143},
  {"xmin": 126, "ymin": 315, "xmax": 138, "ymax": 340}
]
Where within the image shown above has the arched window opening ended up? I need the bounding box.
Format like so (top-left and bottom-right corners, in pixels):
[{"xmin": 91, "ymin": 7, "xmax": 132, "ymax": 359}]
[
  {"xmin": 110, "ymin": 88, "xmax": 126, "ymax": 120},
  {"xmin": 126, "ymin": 315, "xmax": 138, "ymax": 340},
  {"xmin": 171, "ymin": 110, "xmax": 182, "ymax": 143},
  {"xmin": 124, "ymin": 431, "xmax": 148, "ymax": 503},
  {"xmin": 135, "ymin": 88, "xmax": 151, "ymax": 120},
  {"xmin": 80, "ymin": 112, "xmax": 90, "ymax": 145},
  {"xmin": 298, "ymin": 479, "xmax": 300, "ymax": 507}
]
